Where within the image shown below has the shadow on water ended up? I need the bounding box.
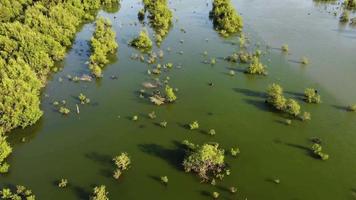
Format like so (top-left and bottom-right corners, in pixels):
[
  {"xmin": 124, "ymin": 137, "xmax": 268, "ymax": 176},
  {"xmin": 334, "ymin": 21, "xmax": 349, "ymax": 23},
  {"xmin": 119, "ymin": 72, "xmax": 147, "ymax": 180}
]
[
  {"xmin": 138, "ymin": 141, "xmax": 186, "ymax": 171},
  {"xmin": 331, "ymin": 104, "xmax": 349, "ymax": 112},
  {"xmin": 72, "ymin": 185, "xmax": 90, "ymax": 200},
  {"xmin": 244, "ymin": 99, "xmax": 274, "ymax": 113},
  {"xmin": 284, "ymin": 142, "xmax": 317, "ymax": 158},
  {"xmin": 234, "ymin": 88, "xmax": 266, "ymax": 98}
]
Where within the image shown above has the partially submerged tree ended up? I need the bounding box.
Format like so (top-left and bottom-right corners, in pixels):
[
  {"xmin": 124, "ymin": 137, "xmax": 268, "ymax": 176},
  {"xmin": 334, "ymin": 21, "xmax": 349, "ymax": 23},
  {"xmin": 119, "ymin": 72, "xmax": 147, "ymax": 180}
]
[
  {"xmin": 210, "ymin": 0, "xmax": 243, "ymax": 36},
  {"xmin": 183, "ymin": 142, "xmax": 227, "ymax": 181},
  {"xmin": 89, "ymin": 17, "xmax": 118, "ymax": 77},
  {"xmin": 129, "ymin": 30, "xmax": 153, "ymax": 51},
  {"xmin": 90, "ymin": 185, "xmax": 108, "ymax": 200},
  {"xmin": 304, "ymin": 88, "xmax": 321, "ymax": 104}
]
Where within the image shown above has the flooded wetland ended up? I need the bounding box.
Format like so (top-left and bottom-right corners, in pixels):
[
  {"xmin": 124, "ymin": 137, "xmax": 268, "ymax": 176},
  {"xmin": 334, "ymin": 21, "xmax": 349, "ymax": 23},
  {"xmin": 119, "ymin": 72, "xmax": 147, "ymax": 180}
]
[{"xmin": 1, "ymin": 0, "xmax": 356, "ymax": 199}]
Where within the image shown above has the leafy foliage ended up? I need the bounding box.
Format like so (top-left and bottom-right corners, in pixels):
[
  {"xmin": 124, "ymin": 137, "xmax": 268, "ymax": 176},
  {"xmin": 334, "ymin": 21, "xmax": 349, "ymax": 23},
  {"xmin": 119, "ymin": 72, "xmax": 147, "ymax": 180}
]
[
  {"xmin": 142, "ymin": 0, "xmax": 173, "ymax": 44},
  {"xmin": 311, "ymin": 143, "xmax": 329, "ymax": 160},
  {"xmin": 0, "ymin": 185, "xmax": 36, "ymax": 200},
  {"xmin": 129, "ymin": 30, "xmax": 153, "ymax": 51},
  {"xmin": 90, "ymin": 185, "xmax": 108, "ymax": 200},
  {"xmin": 165, "ymin": 85, "xmax": 177, "ymax": 102},
  {"xmin": 183, "ymin": 143, "xmax": 226, "ymax": 181},
  {"xmin": 304, "ymin": 88, "xmax": 321, "ymax": 104},
  {"xmin": 112, "ymin": 152, "xmax": 131, "ymax": 180},
  {"xmin": 245, "ymin": 56, "xmax": 267, "ymax": 75},
  {"xmin": 0, "ymin": 0, "xmax": 113, "ymax": 134},
  {"xmin": 210, "ymin": 0, "xmax": 243, "ymax": 36},
  {"xmin": 0, "ymin": 128, "xmax": 11, "ymax": 173},
  {"xmin": 266, "ymin": 83, "xmax": 303, "ymax": 117},
  {"xmin": 89, "ymin": 17, "xmax": 118, "ymax": 77}
]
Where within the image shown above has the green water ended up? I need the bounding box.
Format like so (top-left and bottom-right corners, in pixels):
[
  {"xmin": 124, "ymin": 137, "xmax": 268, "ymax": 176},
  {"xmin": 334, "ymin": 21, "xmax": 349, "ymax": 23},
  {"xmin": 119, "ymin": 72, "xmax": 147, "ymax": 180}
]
[{"xmin": 2, "ymin": 0, "xmax": 356, "ymax": 199}]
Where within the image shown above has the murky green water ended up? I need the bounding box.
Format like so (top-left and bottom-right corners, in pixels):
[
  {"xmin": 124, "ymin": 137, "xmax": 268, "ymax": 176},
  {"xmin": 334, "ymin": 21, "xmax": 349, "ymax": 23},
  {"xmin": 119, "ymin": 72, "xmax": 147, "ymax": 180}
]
[{"xmin": 2, "ymin": 0, "xmax": 356, "ymax": 199}]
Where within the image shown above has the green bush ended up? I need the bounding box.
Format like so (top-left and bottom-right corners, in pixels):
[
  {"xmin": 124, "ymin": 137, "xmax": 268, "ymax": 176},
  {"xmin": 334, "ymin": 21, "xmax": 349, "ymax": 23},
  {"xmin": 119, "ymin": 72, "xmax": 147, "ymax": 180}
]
[
  {"xmin": 210, "ymin": 0, "xmax": 244, "ymax": 36},
  {"xmin": 90, "ymin": 185, "xmax": 108, "ymax": 200},
  {"xmin": 304, "ymin": 88, "xmax": 321, "ymax": 104},
  {"xmin": 245, "ymin": 56, "xmax": 267, "ymax": 75},
  {"xmin": 142, "ymin": 0, "xmax": 172, "ymax": 44},
  {"xmin": 89, "ymin": 17, "xmax": 118, "ymax": 77},
  {"xmin": 183, "ymin": 143, "xmax": 226, "ymax": 181},
  {"xmin": 130, "ymin": 30, "xmax": 153, "ymax": 51}
]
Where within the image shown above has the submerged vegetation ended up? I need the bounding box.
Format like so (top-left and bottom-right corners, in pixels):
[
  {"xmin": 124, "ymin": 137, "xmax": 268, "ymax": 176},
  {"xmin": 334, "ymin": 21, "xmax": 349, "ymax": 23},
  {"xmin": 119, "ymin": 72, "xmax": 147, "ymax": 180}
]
[
  {"xmin": 142, "ymin": 0, "xmax": 173, "ymax": 44},
  {"xmin": 89, "ymin": 17, "xmax": 118, "ymax": 78},
  {"xmin": 210, "ymin": 0, "xmax": 244, "ymax": 36},
  {"xmin": 0, "ymin": 185, "xmax": 36, "ymax": 200}
]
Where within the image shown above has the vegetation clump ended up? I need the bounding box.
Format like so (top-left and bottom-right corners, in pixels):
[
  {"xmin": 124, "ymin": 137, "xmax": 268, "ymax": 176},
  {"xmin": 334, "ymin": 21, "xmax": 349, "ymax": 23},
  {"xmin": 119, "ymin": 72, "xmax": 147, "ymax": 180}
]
[
  {"xmin": 340, "ymin": 10, "xmax": 350, "ymax": 23},
  {"xmin": 129, "ymin": 30, "xmax": 153, "ymax": 51},
  {"xmin": 142, "ymin": 0, "xmax": 173, "ymax": 44},
  {"xmin": 59, "ymin": 106, "xmax": 70, "ymax": 115},
  {"xmin": 344, "ymin": 0, "xmax": 356, "ymax": 9},
  {"xmin": 348, "ymin": 104, "xmax": 356, "ymax": 112},
  {"xmin": 112, "ymin": 152, "xmax": 131, "ymax": 180},
  {"xmin": 58, "ymin": 178, "xmax": 68, "ymax": 188},
  {"xmin": 78, "ymin": 93, "xmax": 90, "ymax": 104},
  {"xmin": 210, "ymin": 0, "xmax": 244, "ymax": 36},
  {"xmin": 311, "ymin": 143, "xmax": 329, "ymax": 160},
  {"xmin": 165, "ymin": 85, "xmax": 177, "ymax": 102},
  {"xmin": 230, "ymin": 147, "xmax": 240, "ymax": 157},
  {"xmin": 301, "ymin": 57, "xmax": 309, "ymax": 65},
  {"xmin": 266, "ymin": 83, "xmax": 303, "ymax": 117},
  {"xmin": 281, "ymin": 44, "xmax": 289, "ymax": 52},
  {"xmin": 245, "ymin": 56, "xmax": 267, "ymax": 75},
  {"xmin": 90, "ymin": 185, "xmax": 108, "ymax": 200},
  {"xmin": 0, "ymin": 185, "xmax": 36, "ymax": 200},
  {"xmin": 0, "ymin": 128, "xmax": 12, "ymax": 173},
  {"xmin": 160, "ymin": 176, "xmax": 168, "ymax": 185},
  {"xmin": 189, "ymin": 121, "xmax": 199, "ymax": 130},
  {"xmin": 89, "ymin": 17, "xmax": 118, "ymax": 78},
  {"xmin": 183, "ymin": 142, "xmax": 227, "ymax": 181},
  {"xmin": 304, "ymin": 88, "xmax": 321, "ymax": 104}
]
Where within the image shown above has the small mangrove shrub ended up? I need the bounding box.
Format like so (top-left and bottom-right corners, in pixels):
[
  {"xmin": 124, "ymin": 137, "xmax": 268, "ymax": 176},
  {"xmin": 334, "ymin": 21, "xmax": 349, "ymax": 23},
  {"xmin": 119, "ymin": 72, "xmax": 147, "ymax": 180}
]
[
  {"xmin": 266, "ymin": 83, "xmax": 303, "ymax": 117},
  {"xmin": 112, "ymin": 152, "xmax": 131, "ymax": 180},
  {"xmin": 89, "ymin": 17, "xmax": 118, "ymax": 77},
  {"xmin": 189, "ymin": 121, "xmax": 199, "ymax": 130},
  {"xmin": 129, "ymin": 30, "xmax": 153, "ymax": 51},
  {"xmin": 245, "ymin": 56, "xmax": 267, "ymax": 75},
  {"xmin": 90, "ymin": 185, "xmax": 108, "ymax": 200},
  {"xmin": 58, "ymin": 178, "xmax": 68, "ymax": 188},
  {"xmin": 281, "ymin": 44, "xmax": 289, "ymax": 52},
  {"xmin": 78, "ymin": 93, "xmax": 90, "ymax": 104},
  {"xmin": 210, "ymin": 0, "xmax": 243, "ymax": 36},
  {"xmin": 183, "ymin": 143, "xmax": 227, "ymax": 181},
  {"xmin": 160, "ymin": 176, "xmax": 168, "ymax": 185},
  {"xmin": 165, "ymin": 85, "xmax": 177, "ymax": 102},
  {"xmin": 348, "ymin": 104, "xmax": 356, "ymax": 112},
  {"xmin": 311, "ymin": 143, "xmax": 329, "ymax": 160},
  {"xmin": 0, "ymin": 185, "xmax": 36, "ymax": 200},
  {"xmin": 304, "ymin": 88, "xmax": 321, "ymax": 104}
]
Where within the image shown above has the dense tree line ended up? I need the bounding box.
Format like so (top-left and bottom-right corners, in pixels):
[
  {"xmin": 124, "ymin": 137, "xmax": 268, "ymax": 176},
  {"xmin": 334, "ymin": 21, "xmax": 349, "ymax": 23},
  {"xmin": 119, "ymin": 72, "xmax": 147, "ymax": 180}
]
[
  {"xmin": 0, "ymin": 0, "xmax": 119, "ymax": 172},
  {"xmin": 89, "ymin": 17, "xmax": 118, "ymax": 77}
]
